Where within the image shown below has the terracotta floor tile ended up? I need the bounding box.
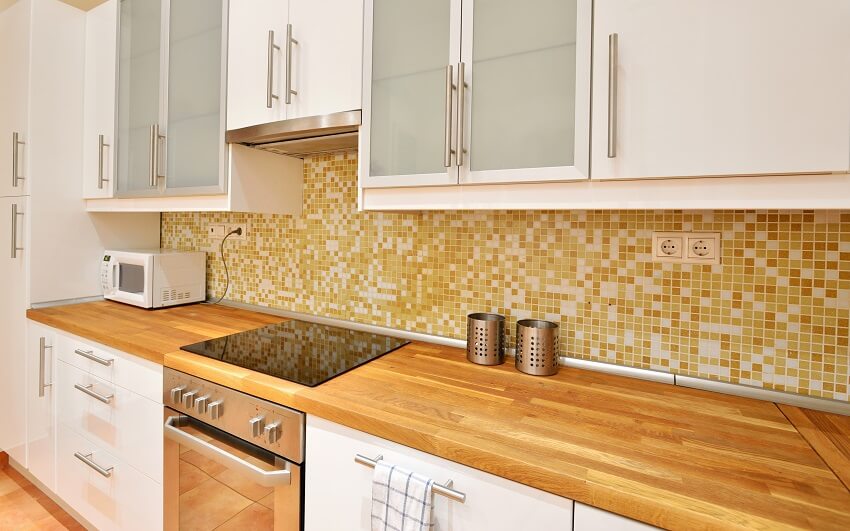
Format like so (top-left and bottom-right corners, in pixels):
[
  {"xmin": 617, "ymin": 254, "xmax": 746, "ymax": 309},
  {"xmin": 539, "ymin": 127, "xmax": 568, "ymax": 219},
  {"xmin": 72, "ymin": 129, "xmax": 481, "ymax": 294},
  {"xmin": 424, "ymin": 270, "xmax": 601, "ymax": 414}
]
[
  {"xmin": 179, "ymin": 459, "xmax": 211, "ymax": 495},
  {"xmin": 179, "ymin": 449, "xmax": 229, "ymax": 477},
  {"xmin": 258, "ymin": 492, "xmax": 275, "ymax": 509},
  {"xmin": 0, "ymin": 462, "xmax": 82, "ymax": 530},
  {"xmin": 216, "ymin": 502, "xmax": 275, "ymax": 531},
  {"xmin": 179, "ymin": 476, "xmax": 252, "ymax": 530},
  {"xmin": 213, "ymin": 468, "xmax": 274, "ymax": 502}
]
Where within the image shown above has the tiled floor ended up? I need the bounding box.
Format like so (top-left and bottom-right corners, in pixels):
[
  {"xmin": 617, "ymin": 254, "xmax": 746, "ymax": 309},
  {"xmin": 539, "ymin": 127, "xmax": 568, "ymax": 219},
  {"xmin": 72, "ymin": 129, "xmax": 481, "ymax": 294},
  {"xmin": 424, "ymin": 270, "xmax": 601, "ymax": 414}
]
[{"xmin": 0, "ymin": 454, "xmax": 84, "ymax": 531}]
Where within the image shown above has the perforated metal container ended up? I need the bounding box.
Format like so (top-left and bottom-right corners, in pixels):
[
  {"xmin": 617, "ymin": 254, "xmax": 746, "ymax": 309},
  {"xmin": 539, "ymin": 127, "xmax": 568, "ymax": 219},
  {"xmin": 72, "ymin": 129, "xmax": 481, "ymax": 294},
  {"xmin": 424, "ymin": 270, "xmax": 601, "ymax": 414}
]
[
  {"xmin": 515, "ymin": 319, "xmax": 559, "ymax": 376},
  {"xmin": 466, "ymin": 313, "xmax": 506, "ymax": 365}
]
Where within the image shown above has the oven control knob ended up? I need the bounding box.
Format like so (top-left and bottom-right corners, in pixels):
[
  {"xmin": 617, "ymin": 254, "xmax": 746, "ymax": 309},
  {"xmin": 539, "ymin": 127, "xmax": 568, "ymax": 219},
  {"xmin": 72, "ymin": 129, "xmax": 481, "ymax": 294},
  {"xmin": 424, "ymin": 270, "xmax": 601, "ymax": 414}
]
[
  {"xmin": 182, "ymin": 390, "xmax": 198, "ymax": 409},
  {"xmin": 209, "ymin": 400, "xmax": 223, "ymax": 420},
  {"xmin": 249, "ymin": 415, "xmax": 265, "ymax": 437},
  {"xmin": 194, "ymin": 395, "xmax": 210, "ymax": 414},
  {"xmin": 169, "ymin": 385, "xmax": 186, "ymax": 405},
  {"xmin": 264, "ymin": 422, "xmax": 281, "ymax": 444}
]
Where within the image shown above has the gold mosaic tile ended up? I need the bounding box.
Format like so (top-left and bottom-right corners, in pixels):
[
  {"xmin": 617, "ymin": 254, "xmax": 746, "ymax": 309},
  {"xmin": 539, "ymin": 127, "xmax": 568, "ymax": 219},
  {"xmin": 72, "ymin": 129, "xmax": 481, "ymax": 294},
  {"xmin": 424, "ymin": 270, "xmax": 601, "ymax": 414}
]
[{"xmin": 161, "ymin": 152, "xmax": 850, "ymax": 402}]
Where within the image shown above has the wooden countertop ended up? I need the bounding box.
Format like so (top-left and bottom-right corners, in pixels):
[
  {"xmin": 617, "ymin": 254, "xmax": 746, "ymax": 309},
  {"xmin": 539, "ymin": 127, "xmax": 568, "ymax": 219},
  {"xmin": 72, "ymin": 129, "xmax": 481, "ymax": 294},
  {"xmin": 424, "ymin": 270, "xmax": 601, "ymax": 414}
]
[
  {"xmin": 27, "ymin": 302, "xmax": 850, "ymax": 530},
  {"xmin": 26, "ymin": 301, "xmax": 284, "ymax": 365}
]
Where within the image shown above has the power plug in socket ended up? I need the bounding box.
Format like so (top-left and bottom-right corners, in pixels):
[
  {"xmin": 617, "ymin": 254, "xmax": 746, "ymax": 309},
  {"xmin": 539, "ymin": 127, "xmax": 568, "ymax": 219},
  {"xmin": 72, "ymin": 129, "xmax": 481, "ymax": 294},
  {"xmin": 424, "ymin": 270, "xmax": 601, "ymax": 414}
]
[{"xmin": 225, "ymin": 223, "xmax": 247, "ymax": 241}]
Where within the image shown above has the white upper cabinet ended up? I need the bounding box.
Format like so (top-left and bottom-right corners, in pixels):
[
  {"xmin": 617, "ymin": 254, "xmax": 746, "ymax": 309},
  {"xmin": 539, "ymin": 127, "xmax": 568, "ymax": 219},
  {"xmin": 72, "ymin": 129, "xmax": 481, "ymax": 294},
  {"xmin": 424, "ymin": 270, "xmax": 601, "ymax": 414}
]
[
  {"xmin": 361, "ymin": 0, "xmax": 461, "ymax": 187},
  {"xmin": 361, "ymin": 0, "xmax": 591, "ymax": 188},
  {"xmin": 592, "ymin": 0, "xmax": 850, "ymax": 180},
  {"xmin": 226, "ymin": 0, "xmax": 363, "ymax": 130},
  {"xmin": 226, "ymin": 0, "xmax": 287, "ymax": 130},
  {"xmin": 0, "ymin": 0, "xmax": 31, "ymax": 198},
  {"xmin": 458, "ymin": 0, "xmax": 591, "ymax": 184},
  {"xmin": 287, "ymin": 0, "xmax": 363, "ymax": 119},
  {"xmin": 82, "ymin": 0, "xmax": 118, "ymax": 199}
]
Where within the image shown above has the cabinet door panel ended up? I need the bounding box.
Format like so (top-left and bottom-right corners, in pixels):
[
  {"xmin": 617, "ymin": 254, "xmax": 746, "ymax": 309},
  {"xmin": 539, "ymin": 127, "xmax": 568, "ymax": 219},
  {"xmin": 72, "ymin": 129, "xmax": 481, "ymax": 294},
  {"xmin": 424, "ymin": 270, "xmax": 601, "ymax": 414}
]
[
  {"xmin": 27, "ymin": 322, "xmax": 56, "ymax": 490},
  {"xmin": 574, "ymin": 502, "xmax": 658, "ymax": 530},
  {"xmin": 0, "ymin": 197, "xmax": 28, "ymax": 461},
  {"xmin": 0, "ymin": 0, "xmax": 31, "ymax": 198},
  {"xmin": 361, "ymin": 0, "xmax": 461, "ymax": 187},
  {"xmin": 288, "ymin": 0, "xmax": 363, "ymax": 119},
  {"xmin": 115, "ymin": 0, "xmax": 163, "ymax": 196},
  {"xmin": 460, "ymin": 0, "xmax": 591, "ymax": 184},
  {"xmin": 592, "ymin": 0, "xmax": 850, "ymax": 180},
  {"xmin": 305, "ymin": 416, "xmax": 573, "ymax": 531},
  {"xmin": 226, "ymin": 0, "xmax": 287, "ymax": 130},
  {"xmin": 164, "ymin": 0, "xmax": 227, "ymax": 195},
  {"xmin": 82, "ymin": 0, "xmax": 118, "ymax": 199}
]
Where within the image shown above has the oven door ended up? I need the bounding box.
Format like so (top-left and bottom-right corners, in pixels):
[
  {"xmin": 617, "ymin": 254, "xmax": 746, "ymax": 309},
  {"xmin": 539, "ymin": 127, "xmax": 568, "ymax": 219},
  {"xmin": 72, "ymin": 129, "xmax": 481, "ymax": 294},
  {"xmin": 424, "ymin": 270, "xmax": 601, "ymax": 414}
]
[{"xmin": 164, "ymin": 411, "xmax": 302, "ymax": 531}]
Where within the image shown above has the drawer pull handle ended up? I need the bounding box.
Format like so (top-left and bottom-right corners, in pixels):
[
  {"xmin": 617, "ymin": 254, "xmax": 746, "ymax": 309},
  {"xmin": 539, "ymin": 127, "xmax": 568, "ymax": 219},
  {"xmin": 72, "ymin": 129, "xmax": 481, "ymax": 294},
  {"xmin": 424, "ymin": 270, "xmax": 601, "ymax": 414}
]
[
  {"xmin": 75, "ymin": 383, "xmax": 114, "ymax": 404},
  {"xmin": 354, "ymin": 454, "xmax": 466, "ymax": 503},
  {"xmin": 74, "ymin": 452, "xmax": 113, "ymax": 478},
  {"xmin": 74, "ymin": 349, "xmax": 114, "ymax": 366}
]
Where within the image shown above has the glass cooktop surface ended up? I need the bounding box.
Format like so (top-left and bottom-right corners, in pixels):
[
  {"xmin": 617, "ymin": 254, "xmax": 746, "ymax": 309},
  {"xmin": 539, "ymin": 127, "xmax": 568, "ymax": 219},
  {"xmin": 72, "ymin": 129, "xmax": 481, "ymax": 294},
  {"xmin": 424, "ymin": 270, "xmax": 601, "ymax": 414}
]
[{"xmin": 180, "ymin": 319, "xmax": 409, "ymax": 387}]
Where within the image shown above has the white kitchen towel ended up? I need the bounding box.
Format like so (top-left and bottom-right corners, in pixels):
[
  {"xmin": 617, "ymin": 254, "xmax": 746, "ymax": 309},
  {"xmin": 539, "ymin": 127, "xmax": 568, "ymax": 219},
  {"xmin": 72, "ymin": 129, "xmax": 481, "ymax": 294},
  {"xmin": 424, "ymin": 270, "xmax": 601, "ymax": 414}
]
[{"xmin": 371, "ymin": 461, "xmax": 435, "ymax": 531}]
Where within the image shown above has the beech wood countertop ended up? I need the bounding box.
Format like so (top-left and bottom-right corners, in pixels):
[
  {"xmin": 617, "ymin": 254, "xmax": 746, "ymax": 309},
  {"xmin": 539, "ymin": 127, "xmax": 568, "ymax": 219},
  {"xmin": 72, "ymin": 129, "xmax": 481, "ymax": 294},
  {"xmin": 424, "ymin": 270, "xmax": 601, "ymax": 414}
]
[{"xmin": 27, "ymin": 302, "xmax": 850, "ymax": 530}]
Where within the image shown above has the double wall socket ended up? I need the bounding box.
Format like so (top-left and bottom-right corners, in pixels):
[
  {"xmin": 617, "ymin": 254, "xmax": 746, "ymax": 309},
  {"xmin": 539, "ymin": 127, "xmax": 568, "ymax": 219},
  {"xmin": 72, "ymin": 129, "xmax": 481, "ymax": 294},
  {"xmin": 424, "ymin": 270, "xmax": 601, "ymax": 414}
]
[
  {"xmin": 207, "ymin": 222, "xmax": 248, "ymax": 241},
  {"xmin": 652, "ymin": 232, "xmax": 720, "ymax": 264}
]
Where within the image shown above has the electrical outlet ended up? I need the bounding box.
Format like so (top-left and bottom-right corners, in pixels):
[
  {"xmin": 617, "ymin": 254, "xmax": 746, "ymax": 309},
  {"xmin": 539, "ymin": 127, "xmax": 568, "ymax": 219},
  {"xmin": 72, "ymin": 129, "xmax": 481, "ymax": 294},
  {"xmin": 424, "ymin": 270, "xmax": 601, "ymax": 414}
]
[
  {"xmin": 208, "ymin": 224, "xmax": 225, "ymax": 238},
  {"xmin": 225, "ymin": 222, "xmax": 248, "ymax": 241},
  {"xmin": 652, "ymin": 232, "xmax": 684, "ymax": 262},
  {"xmin": 685, "ymin": 233, "xmax": 721, "ymax": 264}
]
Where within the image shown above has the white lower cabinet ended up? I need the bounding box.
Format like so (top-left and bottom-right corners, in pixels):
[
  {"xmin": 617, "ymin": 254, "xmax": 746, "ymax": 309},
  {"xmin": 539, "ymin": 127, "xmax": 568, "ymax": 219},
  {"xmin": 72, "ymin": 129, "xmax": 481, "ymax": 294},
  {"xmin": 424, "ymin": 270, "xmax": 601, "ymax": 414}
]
[
  {"xmin": 26, "ymin": 322, "xmax": 56, "ymax": 490},
  {"xmin": 21, "ymin": 320, "xmax": 164, "ymax": 531},
  {"xmin": 574, "ymin": 502, "xmax": 657, "ymax": 530},
  {"xmin": 57, "ymin": 422, "xmax": 162, "ymax": 531},
  {"xmin": 305, "ymin": 415, "xmax": 573, "ymax": 531}
]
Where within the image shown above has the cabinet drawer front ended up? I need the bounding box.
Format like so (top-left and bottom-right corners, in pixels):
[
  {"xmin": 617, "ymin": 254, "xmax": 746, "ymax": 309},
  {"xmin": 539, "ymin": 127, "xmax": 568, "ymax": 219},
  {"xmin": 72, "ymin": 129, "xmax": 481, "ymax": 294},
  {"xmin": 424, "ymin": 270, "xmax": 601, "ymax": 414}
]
[
  {"xmin": 305, "ymin": 416, "xmax": 573, "ymax": 531},
  {"xmin": 55, "ymin": 331, "xmax": 163, "ymax": 402},
  {"xmin": 57, "ymin": 422, "xmax": 163, "ymax": 531},
  {"xmin": 57, "ymin": 360, "xmax": 163, "ymax": 483}
]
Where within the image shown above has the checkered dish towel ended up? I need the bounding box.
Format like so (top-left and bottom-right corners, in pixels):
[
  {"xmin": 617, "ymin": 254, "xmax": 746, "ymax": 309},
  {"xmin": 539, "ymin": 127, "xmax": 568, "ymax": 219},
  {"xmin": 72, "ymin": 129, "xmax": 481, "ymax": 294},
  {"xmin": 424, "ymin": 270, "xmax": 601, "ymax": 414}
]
[{"xmin": 371, "ymin": 461, "xmax": 435, "ymax": 531}]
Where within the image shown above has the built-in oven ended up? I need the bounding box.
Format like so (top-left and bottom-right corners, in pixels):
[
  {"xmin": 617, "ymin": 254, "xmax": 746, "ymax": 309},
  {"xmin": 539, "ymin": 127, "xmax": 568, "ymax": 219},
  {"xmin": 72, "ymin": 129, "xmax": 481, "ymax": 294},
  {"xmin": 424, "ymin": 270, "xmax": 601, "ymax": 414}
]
[{"xmin": 163, "ymin": 368, "xmax": 304, "ymax": 531}]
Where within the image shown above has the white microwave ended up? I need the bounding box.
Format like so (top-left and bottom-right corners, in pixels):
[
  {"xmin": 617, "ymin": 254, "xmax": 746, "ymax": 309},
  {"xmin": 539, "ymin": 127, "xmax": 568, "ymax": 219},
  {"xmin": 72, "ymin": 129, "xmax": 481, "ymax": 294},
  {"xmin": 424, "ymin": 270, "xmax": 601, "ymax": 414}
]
[{"xmin": 101, "ymin": 249, "xmax": 206, "ymax": 309}]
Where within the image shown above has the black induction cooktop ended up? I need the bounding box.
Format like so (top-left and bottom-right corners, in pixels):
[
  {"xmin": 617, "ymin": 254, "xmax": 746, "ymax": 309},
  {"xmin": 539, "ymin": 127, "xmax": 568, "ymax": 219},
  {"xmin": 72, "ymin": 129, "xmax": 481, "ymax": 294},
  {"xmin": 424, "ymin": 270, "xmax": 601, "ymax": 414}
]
[{"xmin": 180, "ymin": 320, "xmax": 409, "ymax": 387}]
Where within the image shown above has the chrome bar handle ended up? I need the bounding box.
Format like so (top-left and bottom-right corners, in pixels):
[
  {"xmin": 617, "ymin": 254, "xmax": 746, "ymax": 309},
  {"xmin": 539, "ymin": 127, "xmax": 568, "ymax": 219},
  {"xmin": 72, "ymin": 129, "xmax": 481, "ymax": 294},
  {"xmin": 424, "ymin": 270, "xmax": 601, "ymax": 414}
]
[
  {"xmin": 97, "ymin": 134, "xmax": 110, "ymax": 189},
  {"xmin": 75, "ymin": 383, "xmax": 114, "ymax": 404},
  {"xmin": 285, "ymin": 24, "xmax": 298, "ymax": 104},
  {"xmin": 165, "ymin": 416, "xmax": 292, "ymax": 487},
  {"xmin": 10, "ymin": 202, "xmax": 23, "ymax": 259},
  {"xmin": 266, "ymin": 30, "xmax": 280, "ymax": 108},
  {"xmin": 74, "ymin": 348, "xmax": 114, "ymax": 366},
  {"xmin": 444, "ymin": 64, "xmax": 455, "ymax": 167},
  {"xmin": 74, "ymin": 452, "xmax": 113, "ymax": 478},
  {"xmin": 12, "ymin": 132, "xmax": 24, "ymax": 188},
  {"xmin": 149, "ymin": 124, "xmax": 164, "ymax": 187},
  {"xmin": 456, "ymin": 62, "xmax": 466, "ymax": 167},
  {"xmin": 354, "ymin": 454, "xmax": 466, "ymax": 503},
  {"xmin": 607, "ymin": 33, "xmax": 619, "ymax": 158},
  {"xmin": 39, "ymin": 337, "xmax": 53, "ymax": 398}
]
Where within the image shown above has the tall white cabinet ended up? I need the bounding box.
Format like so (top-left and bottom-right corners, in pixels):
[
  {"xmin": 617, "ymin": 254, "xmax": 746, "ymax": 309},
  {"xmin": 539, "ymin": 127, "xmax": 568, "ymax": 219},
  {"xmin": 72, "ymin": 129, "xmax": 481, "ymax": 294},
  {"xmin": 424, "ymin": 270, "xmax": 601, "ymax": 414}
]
[
  {"xmin": 226, "ymin": 0, "xmax": 363, "ymax": 131},
  {"xmin": 0, "ymin": 0, "xmax": 160, "ymax": 477},
  {"xmin": 0, "ymin": 0, "xmax": 31, "ymax": 198},
  {"xmin": 590, "ymin": 0, "xmax": 850, "ymax": 180}
]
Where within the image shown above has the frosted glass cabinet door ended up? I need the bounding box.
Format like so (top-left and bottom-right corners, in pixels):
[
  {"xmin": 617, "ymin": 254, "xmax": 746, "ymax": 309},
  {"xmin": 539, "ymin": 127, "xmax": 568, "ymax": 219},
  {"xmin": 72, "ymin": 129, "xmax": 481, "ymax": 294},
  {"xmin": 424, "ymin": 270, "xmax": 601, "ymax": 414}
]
[
  {"xmin": 115, "ymin": 0, "xmax": 163, "ymax": 197},
  {"xmin": 360, "ymin": 0, "xmax": 461, "ymax": 188},
  {"xmin": 459, "ymin": 0, "xmax": 591, "ymax": 184},
  {"xmin": 591, "ymin": 0, "xmax": 850, "ymax": 180},
  {"xmin": 164, "ymin": 0, "xmax": 226, "ymax": 195}
]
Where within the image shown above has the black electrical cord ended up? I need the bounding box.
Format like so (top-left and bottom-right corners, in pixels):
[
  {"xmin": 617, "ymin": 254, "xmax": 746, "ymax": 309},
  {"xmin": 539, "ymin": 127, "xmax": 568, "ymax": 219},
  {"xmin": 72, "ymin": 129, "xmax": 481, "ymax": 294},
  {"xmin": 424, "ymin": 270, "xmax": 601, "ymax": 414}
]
[{"xmin": 207, "ymin": 227, "xmax": 242, "ymax": 305}]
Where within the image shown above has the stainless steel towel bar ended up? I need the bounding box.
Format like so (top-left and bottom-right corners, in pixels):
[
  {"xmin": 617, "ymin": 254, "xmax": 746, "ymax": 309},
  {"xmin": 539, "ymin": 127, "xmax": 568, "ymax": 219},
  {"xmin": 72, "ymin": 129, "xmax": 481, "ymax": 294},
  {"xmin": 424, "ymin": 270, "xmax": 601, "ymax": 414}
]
[{"xmin": 354, "ymin": 453, "xmax": 466, "ymax": 503}]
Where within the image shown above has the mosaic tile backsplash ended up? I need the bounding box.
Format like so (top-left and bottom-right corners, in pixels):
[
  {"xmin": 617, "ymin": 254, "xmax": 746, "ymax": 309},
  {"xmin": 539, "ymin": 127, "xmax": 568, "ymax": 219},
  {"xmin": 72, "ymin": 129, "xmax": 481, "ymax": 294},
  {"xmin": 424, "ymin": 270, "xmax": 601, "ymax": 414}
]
[{"xmin": 161, "ymin": 152, "xmax": 850, "ymax": 402}]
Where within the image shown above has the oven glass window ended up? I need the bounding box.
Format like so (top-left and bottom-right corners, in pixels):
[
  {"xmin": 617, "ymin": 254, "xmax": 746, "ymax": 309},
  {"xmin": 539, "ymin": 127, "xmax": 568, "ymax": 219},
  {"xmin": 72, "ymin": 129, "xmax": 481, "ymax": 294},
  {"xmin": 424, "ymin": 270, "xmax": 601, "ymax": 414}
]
[{"xmin": 118, "ymin": 263, "xmax": 145, "ymax": 294}]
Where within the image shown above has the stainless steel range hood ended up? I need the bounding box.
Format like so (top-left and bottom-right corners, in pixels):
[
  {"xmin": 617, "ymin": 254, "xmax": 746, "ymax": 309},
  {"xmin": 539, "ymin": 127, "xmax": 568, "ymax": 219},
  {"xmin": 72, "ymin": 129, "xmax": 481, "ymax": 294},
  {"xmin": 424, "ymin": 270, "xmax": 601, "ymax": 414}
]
[{"xmin": 225, "ymin": 110, "xmax": 361, "ymax": 158}]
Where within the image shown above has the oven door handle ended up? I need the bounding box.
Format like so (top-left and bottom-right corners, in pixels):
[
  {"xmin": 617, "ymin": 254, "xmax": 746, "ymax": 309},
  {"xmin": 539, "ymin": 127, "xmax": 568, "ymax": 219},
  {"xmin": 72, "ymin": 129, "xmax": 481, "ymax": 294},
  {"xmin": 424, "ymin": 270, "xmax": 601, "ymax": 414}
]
[{"xmin": 164, "ymin": 415, "xmax": 292, "ymax": 487}]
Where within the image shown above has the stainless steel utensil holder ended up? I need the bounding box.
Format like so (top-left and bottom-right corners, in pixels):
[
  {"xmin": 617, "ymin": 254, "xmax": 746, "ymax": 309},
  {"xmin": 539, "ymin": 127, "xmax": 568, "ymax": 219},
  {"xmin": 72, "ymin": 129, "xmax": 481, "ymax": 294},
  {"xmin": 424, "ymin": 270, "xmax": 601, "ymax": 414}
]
[
  {"xmin": 466, "ymin": 313, "xmax": 506, "ymax": 365},
  {"xmin": 515, "ymin": 319, "xmax": 559, "ymax": 376}
]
